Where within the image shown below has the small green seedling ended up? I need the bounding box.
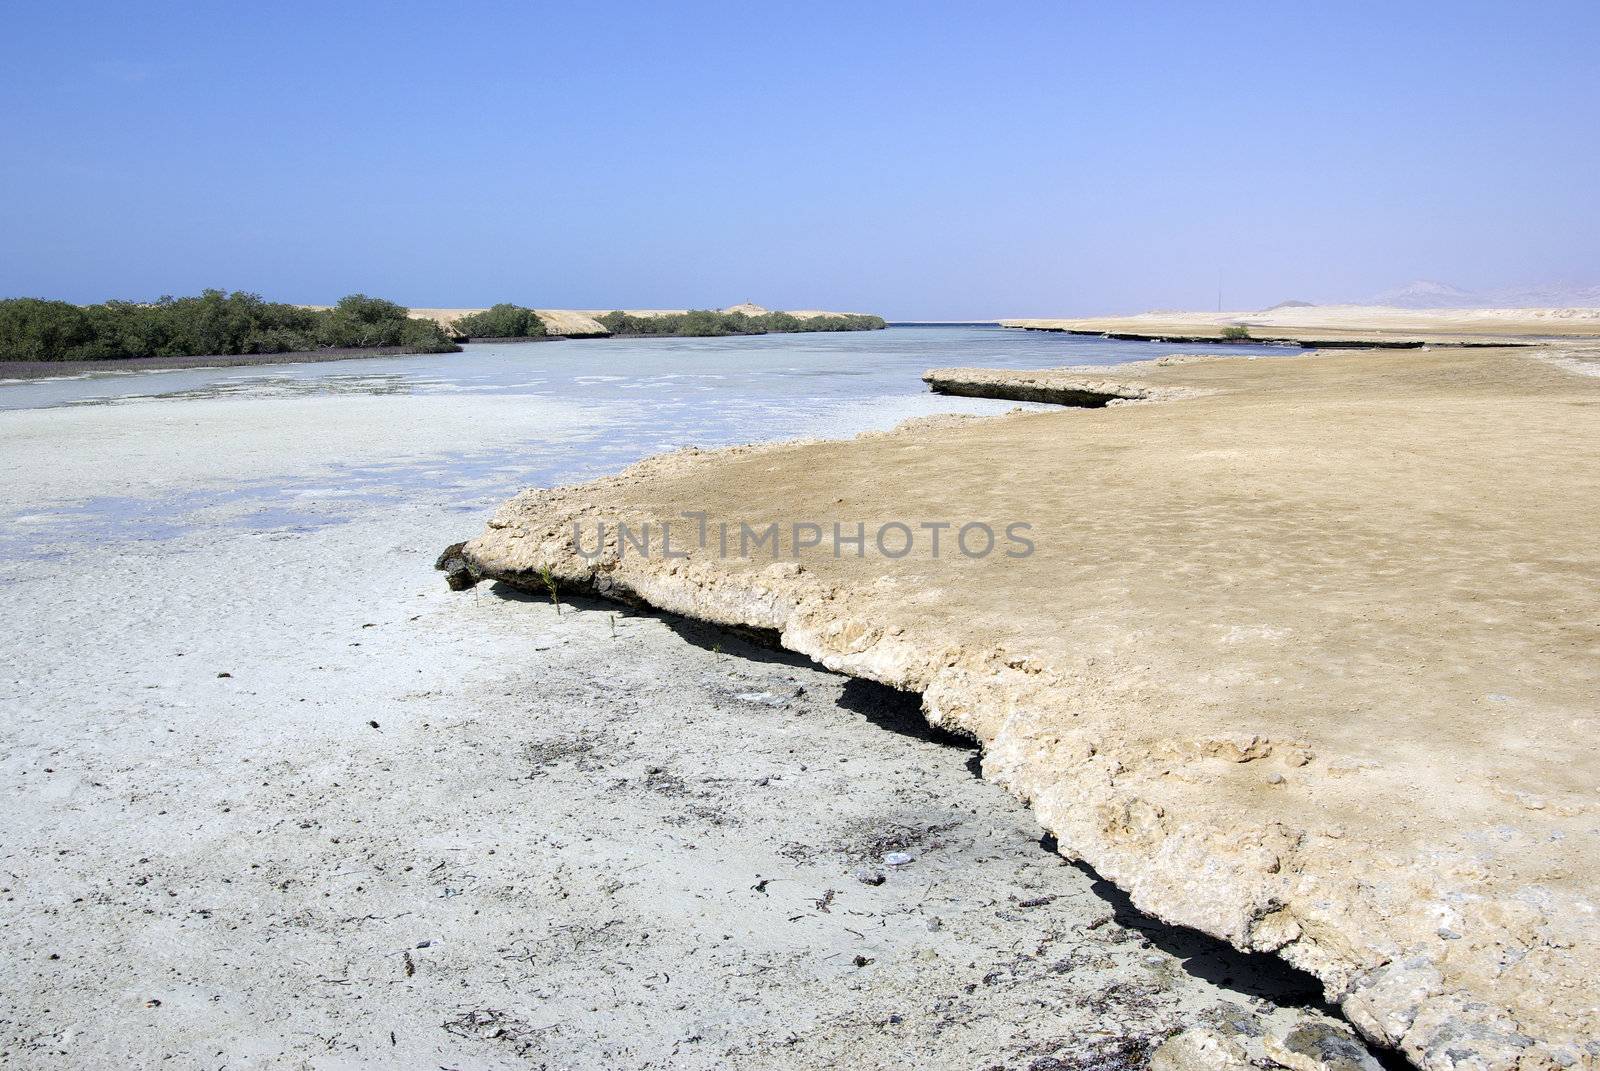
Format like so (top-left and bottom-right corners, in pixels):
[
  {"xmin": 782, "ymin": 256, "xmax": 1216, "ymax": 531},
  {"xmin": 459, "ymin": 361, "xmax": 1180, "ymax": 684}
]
[{"xmin": 538, "ymin": 565, "xmax": 561, "ymax": 616}]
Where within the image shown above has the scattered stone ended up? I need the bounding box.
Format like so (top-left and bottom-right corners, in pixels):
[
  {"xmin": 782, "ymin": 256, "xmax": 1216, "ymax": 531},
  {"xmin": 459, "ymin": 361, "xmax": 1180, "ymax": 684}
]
[
  {"xmin": 884, "ymin": 851, "xmax": 915, "ymax": 867},
  {"xmin": 924, "ymin": 916, "xmax": 942, "ymax": 932},
  {"xmin": 1263, "ymin": 1022, "xmax": 1383, "ymax": 1071},
  {"xmin": 216, "ymin": 672, "xmax": 231, "ymax": 678},
  {"xmin": 853, "ymin": 867, "xmax": 885, "ymax": 886},
  {"xmin": 1150, "ymin": 1026, "xmax": 1251, "ymax": 1071},
  {"xmin": 434, "ymin": 541, "xmax": 479, "ymax": 591}
]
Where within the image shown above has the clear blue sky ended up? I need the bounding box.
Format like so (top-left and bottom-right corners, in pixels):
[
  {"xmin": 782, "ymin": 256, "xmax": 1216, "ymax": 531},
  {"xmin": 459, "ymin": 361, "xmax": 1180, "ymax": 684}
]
[{"xmin": 3, "ymin": 1, "xmax": 1597, "ymax": 318}]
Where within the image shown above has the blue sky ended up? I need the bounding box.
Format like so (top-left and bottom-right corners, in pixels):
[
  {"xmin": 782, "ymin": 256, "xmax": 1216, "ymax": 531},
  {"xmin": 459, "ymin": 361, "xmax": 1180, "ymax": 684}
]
[{"xmin": 3, "ymin": 1, "xmax": 1597, "ymax": 318}]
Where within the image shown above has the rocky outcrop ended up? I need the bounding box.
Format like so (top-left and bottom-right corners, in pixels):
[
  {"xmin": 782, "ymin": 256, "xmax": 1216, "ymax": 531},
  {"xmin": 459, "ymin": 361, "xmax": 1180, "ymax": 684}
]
[
  {"xmin": 449, "ymin": 346, "xmax": 1600, "ymax": 1071},
  {"xmin": 923, "ymin": 366, "xmax": 1200, "ymax": 406}
]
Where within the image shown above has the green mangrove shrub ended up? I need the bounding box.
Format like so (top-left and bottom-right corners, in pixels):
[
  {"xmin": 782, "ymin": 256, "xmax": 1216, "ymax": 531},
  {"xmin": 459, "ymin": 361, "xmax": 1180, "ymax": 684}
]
[
  {"xmin": 596, "ymin": 310, "xmax": 885, "ymax": 337},
  {"xmin": 0, "ymin": 289, "xmax": 457, "ymax": 361},
  {"xmin": 452, "ymin": 304, "xmax": 548, "ymax": 338}
]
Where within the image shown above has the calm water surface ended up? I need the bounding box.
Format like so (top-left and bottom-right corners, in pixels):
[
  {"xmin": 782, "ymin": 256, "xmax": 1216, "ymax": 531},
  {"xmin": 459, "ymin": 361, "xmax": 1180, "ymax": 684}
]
[
  {"xmin": 0, "ymin": 327, "xmax": 1284, "ymax": 414},
  {"xmin": 0, "ymin": 328, "xmax": 1287, "ymax": 555}
]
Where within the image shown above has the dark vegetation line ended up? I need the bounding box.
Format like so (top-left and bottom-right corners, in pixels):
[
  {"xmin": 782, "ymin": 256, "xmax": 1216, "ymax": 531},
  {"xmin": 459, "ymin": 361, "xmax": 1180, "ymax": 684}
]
[
  {"xmin": 595, "ymin": 309, "xmax": 886, "ymax": 337},
  {"xmin": 0, "ymin": 291, "xmax": 458, "ymax": 362},
  {"xmin": 0, "ymin": 293, "xmax": 888, "ymax": 363}
]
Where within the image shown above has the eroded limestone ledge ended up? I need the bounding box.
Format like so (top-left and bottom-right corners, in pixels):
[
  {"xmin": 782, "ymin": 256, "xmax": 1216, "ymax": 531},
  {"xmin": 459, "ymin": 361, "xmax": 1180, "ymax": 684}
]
[
  {"xmin": 923, "ymin": 365, "xmax": 1201, "ymax": 406},
  {"xmin": 1001, "ymin": 305, "xmax": 1600, "ymax": 346},
  {"xmin": 456, "ymin": 348, "xmax": 1600, "ymax": 1071}
]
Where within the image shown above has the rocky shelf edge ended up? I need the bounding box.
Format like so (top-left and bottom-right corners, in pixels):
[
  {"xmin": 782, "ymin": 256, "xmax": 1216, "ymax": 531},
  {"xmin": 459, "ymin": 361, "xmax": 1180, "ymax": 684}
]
[
  {"xmin": 439, "ymin": 353, "xmax": 1599, "ymax": 1071},
  {"xmin": 922, "ymin": 366, "xmax": 1202, "ymax": 406},
  {"xmin": 997, "ymin": 324, "xmax": 1521, "ymax": 349}
]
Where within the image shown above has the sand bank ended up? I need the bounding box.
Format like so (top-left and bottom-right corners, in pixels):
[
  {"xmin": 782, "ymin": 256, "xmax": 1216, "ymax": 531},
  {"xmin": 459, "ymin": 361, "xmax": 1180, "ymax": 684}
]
[
  {"xmin": 1003, "ymin": 304, "xmax": 1600, "ymax": 346},
  {"xmin": 0, "ymin": 345, "xmax": 459, "ymax": 382},
  {"xmin": 457, "ymin": 345, "xmax": 1600, "ymax": 1071}
]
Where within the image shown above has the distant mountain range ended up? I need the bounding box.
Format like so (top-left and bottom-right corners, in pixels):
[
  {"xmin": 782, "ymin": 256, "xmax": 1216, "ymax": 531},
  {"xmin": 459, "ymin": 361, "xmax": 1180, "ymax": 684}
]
[{"xmin": 1359, "ymin": 280, "xmax": 1600, "ymax": 309}]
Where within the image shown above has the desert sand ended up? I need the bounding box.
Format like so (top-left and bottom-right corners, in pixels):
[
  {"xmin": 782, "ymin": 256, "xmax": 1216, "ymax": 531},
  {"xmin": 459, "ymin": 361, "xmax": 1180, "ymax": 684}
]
[
  {"xmin": 1004, "ymin": 304, "xmax": 1600, "ymax": 344},
  {"xmin": 458, "ymin": 342, "xmax": 1600, "ymax": 1071}
]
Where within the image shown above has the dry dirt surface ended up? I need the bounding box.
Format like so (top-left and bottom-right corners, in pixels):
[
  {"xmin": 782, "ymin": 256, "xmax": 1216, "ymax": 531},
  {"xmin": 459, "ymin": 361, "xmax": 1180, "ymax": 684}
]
[
  {"xmin": 460, "ymin": 345, "xmax": 1600, "ymax": 1071},
  {"xmin": 1003, "ymin": 304, "xmax": 1600, "ymax": 344}
]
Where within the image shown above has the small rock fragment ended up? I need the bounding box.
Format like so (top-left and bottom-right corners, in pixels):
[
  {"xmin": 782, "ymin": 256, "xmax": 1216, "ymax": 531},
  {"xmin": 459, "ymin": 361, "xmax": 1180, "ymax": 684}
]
[
  {"xmin": 1150, "ymin": 1026, "xmax": 1251, "ymax": 1071},
  {"xmin": 884, "ymin": 851, "xmax": 915, "ymax": 867},
  {"xmin": 435, "ymin": 541, "xmax": 479, "ymax": 591},
  {"xmin": 853, "ymin": 867, "xmax": 885, "ymax": 886},
  {"xmin": 1263, "ymin": 1022, "xmax": 1382, "ymax": 1071}
]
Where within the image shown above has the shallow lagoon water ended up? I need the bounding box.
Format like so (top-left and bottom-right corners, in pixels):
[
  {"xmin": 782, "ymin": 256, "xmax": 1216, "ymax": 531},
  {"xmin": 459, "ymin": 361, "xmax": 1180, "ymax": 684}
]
[{"xmin": 0, "ymin": 327, "xmax": 1284, "ymax": 556}]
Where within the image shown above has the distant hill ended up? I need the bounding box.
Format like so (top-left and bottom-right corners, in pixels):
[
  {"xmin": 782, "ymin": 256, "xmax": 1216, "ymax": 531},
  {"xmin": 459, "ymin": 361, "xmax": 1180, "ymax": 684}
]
[{"xmin": 1366, "ymin": 280, "xmax": 1600, "ymax": 309}]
